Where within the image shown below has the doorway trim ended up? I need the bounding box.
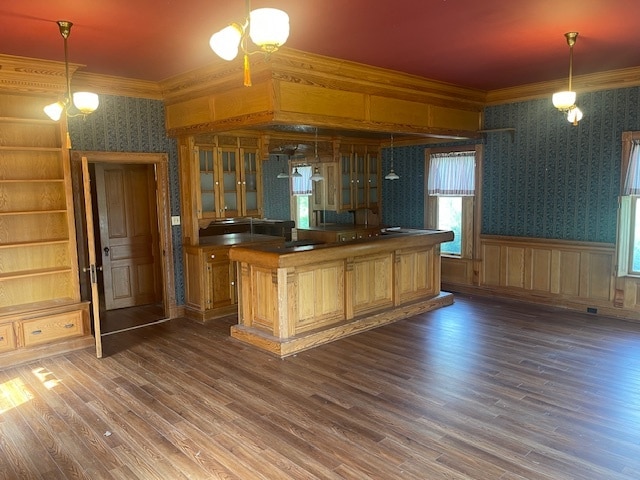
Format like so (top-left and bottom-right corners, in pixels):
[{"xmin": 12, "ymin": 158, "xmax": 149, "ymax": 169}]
[{"xmin": 71, "ymin": 150, "xmax": 178, "ymax": 320}]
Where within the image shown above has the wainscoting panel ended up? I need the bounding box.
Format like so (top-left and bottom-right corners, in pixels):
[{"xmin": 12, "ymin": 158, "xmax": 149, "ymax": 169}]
[{"xmin": 443, "ymin": 236, "xmax": 623, "ymax": 316}]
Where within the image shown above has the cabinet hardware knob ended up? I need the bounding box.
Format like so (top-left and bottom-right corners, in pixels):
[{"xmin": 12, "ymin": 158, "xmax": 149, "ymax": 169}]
[
  {"xmin": 231, "ymin": 281, "xmax": 235, "ymax": 286},
  {"xmin": 31, "ymin": 329, "xmax": 42, "ymax": 335},
  {"xmin": 64, "ymin": 323, "xmax": 74, "ymax": 329},
  {"xmin": 0, "ymin": 336, "xmax": 4, "ymax": 341},
  {"xmin": 210, "ymin": 254, "xmax": 215, "ymax": 259}
]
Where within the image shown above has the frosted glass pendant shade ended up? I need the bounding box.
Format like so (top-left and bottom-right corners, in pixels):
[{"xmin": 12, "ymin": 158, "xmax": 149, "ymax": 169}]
[
  {"xmin": 552, "ymin": 90, "xmax": 576, "ymax": 110},
  {"xmin": 567, "ymin": 106, "xmax": 583, "ymax": 124},
  {"xmin": 73, "ymin": 92, "xmax": 100, "ymax": 114},
  {"xmin": 385, "ymin": 169, "xmax": 400, "ymax": 180},
  {"xmin": 310, "ymin": 167, "xmax": 324, "ymax": 182},
  {"xmin": 44, "ymin": 101, "xmax": 65, "ymax": 121},
  {"xmin": 249, "ymin": 8, "xmax": 289, "ymax": 53},
  {"xmin": 210, "ymin": 24, "xmax": 243, "ymax": 60}
]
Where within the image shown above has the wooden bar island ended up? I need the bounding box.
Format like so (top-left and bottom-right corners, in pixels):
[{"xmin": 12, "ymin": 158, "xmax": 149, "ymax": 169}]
[{"xmin": 228, "ymin": 229, "xmax": 454, "ymax": 357}]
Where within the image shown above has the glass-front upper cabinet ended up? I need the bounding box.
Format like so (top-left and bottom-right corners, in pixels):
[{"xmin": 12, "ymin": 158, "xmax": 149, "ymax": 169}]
[
  {"xmin": 220, "ymin": 147, "xmax": 239, "ymax": 218},
  {"xmin": 353, "ymin": 148, "xmax": 366, "ymax": 209},
  {"xmin": 367, "ymin": 151, "xmax": 380, "ymax": 210},
  {"xmin": 339, "ymin": 152, "xmax": 353, "ymax": 211},
  {"xmin": 242, "ymin": 148, "xmax": 262, "ymax": 217},
  {"xmin": 198, "ymin": 145, "xmax": 218, "ymax": 219}
]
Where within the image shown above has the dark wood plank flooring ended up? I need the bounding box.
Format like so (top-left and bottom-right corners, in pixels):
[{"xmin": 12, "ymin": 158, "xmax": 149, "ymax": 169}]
[{"xmin": 2, "ymin": 294, "xmax": 640, "ymax": 479}]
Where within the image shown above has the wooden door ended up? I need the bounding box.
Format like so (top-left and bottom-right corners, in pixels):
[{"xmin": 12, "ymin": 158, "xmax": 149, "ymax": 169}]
[
  {"xmin": 95, "ymin": 163, "xmax": 161, "ymax": 310},
  {"xmin": 81, "ymin": 158, "xmax": 103, "ymax": 358}
]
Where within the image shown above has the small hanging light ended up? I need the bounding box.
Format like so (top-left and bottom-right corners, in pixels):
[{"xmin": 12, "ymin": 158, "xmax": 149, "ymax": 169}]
[
  {"xmin": 310, "ymin": 128, "xmax": 325, "ymax": 182},
  {"xmin": 384, "ymin": 134, "xmax": 400, "ymax": 180}
]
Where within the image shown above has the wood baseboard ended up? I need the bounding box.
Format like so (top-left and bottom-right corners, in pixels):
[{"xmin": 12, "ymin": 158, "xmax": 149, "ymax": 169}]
[{"xmin": 230, "ymin": 292, "xmax": 454, "ymax": 357}]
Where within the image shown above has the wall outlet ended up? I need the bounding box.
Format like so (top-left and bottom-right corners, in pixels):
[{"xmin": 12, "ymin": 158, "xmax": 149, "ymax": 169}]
[
  {"xmin": 171, "ymin": 215, "xmax": 181, "ymax": 226},
  {"xmin": 587, "ymin": 307, "xmax": 598, "ymax": 314}
]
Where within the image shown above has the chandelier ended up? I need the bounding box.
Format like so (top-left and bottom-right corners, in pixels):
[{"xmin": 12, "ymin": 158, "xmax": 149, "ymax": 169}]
[
  {"xmin": 209, "ymin": 1, "xmax": 289, "ymax": 86},
  {"xmin": 44, "ymin": 21, "xmax": 99, "ymax": 121},
  {"xmin": 552, "ymin": 32, "xmax": 583, "ymax": 126}
]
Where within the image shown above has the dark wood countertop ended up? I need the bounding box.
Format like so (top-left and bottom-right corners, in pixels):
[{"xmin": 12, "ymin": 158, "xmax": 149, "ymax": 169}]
[
  {"xmin": 229, "ymin": 229, "xmax": 454, "ymax": 268},
  {"xmin": 195, "ymin": 233, "xmax": 285, "ymax": 247}
]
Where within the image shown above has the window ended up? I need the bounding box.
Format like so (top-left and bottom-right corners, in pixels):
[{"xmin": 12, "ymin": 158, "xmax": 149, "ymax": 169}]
[
  {"xmin": 425, "ymin": 147, "xmax": 481, "ymax": 258},
  {"xmin": 617, "ymin": 133, "xmax": 640, "ymax": 276},
  {"xmin": 291, "ymin": 165, "xmax": 313, "ymax": 230}
]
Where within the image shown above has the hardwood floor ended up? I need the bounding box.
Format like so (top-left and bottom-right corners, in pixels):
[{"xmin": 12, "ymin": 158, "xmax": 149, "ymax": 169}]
[{"xmin": 2, "ymin": 294, "xmax": 640, "ymax": 479}]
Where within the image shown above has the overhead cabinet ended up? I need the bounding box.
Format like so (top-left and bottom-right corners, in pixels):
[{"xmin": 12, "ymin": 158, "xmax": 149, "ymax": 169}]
[
  {"xmin": 313, "ymin": 144, "xmax": 380, "ymax": 213},
  {"xmin": 194, "ymin": 135, "xmax": 263, "ymax": 220}
]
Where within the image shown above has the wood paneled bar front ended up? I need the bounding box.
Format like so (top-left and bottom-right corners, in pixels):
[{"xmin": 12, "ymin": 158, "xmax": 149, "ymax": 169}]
[{"xmin": 229, "ymin": 229, "xmax": 453, "ymax": 356}]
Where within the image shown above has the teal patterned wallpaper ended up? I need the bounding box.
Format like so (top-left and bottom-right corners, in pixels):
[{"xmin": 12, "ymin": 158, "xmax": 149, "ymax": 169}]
[
  {"xmin": 70, "ymin": 85, "xmax": 640, "ymax": 305},
  {"xmin": 381, "ymin": 86, "xmax": 640, "ymax": 244},
  {"xmin": 481, "ymin": 88, "xmax": 640, "ymax": 243},
  {"xmin": 68, "ymin": 95, "xmax": 184, "ymax": 303}
]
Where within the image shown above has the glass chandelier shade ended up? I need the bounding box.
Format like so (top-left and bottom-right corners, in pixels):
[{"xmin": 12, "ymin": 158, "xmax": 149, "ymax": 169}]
[
  {"xmin": 209, "ymin": 23, "xmax": 243, "ymax": 61},
  {"xmin": 552, "ymin": 90, "xmax": 576, "ymax": 111},
  {"xmin": 249, "ymin": 8, "xmax": 289, "ymax": 53},
  {"xmin": 209, "ymin": 8, "xmax": 289, "ymax": 61}
]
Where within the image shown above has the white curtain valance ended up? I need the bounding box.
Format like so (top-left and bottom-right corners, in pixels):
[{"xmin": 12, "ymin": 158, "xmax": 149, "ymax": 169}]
[
  {"xmin": 624, "ymin": 140, "xmax": 640, "ymax": 195},
  {"xmin": 427, "ymin": 151, "xmax": 476, "ymax": 196},
  {"xmin": 292, "ymin": 165, "xmax": 312, "ymax": 195}
]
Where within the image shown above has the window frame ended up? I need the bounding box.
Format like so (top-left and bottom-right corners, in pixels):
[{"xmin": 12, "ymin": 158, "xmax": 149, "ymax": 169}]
[
  {"xmin": 424, "ymin": 144, "xmax": 483, "ymax": 260},
  {"xmin": 616, "ymin": 131, "xmax": 640, "ymax": 277}
]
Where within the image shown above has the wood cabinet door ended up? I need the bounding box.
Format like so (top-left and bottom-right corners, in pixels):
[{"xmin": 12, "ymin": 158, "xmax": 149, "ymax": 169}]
[
  {"xmin": 95, "ymin": 163, "xmax": 161, "ymax": 310},
  {"xmin": 219, "ymin": 148, "xmax": 240, "ymax": 218},
  {"xmin": 205, "ymin": 249, "xmax": 234, "ymax": 309},
  {"xmin": 339, "ymin": 153, "xmax": 353, "ymax": 210},
  {"xmin": 367, "ymin": 151, "xmax": 380, "ymax": 209},
  {"xmin": 241, "ymin": 148, "xmax": 262, "ymax": 217},
  {"xmin": 197, "ymin": 145, "xmax": 220, "ymax": 219}
]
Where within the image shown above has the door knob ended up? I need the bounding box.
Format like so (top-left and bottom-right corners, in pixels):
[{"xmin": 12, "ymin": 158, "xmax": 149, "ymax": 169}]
[{"xmin": 103, "ymin": 247, "xmax": 110, "ymax": 256}]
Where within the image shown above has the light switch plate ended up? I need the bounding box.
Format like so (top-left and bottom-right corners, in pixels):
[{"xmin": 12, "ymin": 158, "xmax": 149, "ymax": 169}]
[{"xmin": 171, "ymin": 215, "xmax": 181, "ymax": 226}]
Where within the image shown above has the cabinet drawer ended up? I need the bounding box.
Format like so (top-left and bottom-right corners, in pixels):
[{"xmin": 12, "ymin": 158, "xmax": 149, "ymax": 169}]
[
  {"xmin": 0, "ymin": 322, "xmax": 16, "ymax": 353},
  {"xmin": 203, "ymin": 248, "xmax": 230, "ymax": 262},
  {"xmin": 21, "ymin": 310, "xmax": 84, "ymax": 348}
]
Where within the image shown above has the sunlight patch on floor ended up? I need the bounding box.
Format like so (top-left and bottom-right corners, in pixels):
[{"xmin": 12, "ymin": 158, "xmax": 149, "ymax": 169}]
[{"xmin": 0, "ymin": 377, "xmax": 33, "ymax": 414}]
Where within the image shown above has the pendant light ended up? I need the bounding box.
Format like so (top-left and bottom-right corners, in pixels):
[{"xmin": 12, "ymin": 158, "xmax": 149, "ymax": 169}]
[
  {"xmin": 310, "ymin": 128, "xmax": 325, "ymax": 182},
  {"xmin": 276, "ymin": 154, "xmax": 289, "ymax": 178},
  {"xmin": 552, "ymin": 32, "xmax": 583, "ymax": 126},
  {"xmin": 384, "ymin": 134, "xmax": 400, "ymax": 180},
  {"xmin": 44, "ymin": 21, "xmax": 99, "ymax": 121},
  {"xmin": 291, "ymin": 167, "xmax": 302, "ymax": 178},
  {"xmin": 209, "ymin": 0, "xmax": 290, "ymax": 87}
]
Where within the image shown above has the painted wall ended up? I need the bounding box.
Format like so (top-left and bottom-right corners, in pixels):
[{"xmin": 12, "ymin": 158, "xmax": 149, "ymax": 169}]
[{"xmin": 68, "ymin": 95, "xmax": 185, "ymax": 304}]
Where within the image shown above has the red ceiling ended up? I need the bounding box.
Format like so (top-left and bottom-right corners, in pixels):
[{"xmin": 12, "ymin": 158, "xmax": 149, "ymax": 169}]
[{"xmin": 1, "ymin": 0, "xmax": 640, "ymax": 91}]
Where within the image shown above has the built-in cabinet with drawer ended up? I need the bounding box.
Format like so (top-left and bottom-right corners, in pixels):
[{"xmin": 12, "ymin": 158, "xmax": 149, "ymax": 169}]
[
  {"xmin": 0, "ymin": 91, "xmax": 91, "ymax": 365},
  {"xmin": 183, "ymin": 235, "xmax": 285, "ymax": 322},
  {"xmin": 194, "ymin": 135, "xmax": 262, "ymax": 220},
  {"xmin": 184, "ymin": 245, "xmax": 236, "ymax": 321}
]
